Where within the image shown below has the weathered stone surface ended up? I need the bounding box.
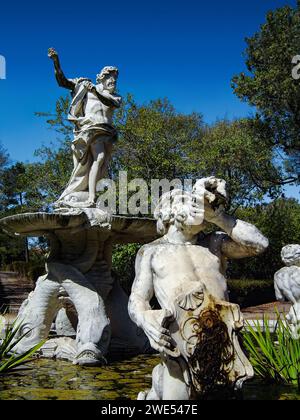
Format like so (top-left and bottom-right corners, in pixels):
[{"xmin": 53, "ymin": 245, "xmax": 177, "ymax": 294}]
[
  {"xmin": 275, "ymin": 245, "xmax": 300, "ymax": 338},
  {"xmin": 0, "ymin": 211, "xmax": 156, "ymax": 365},
  {"xmin": 281, "ymin": 244, "xmax": 300, "ymax": 267},
  {"xmin": 48, "ymin": 48, "xmax": 122, "ymax": 208},
  {"xmin": 0, "ymin": 212, "xmax": 157, "ymax": 244},
  {"xmin": 129, "ymin": 178, "xmax": 269, "ymax": 400}
]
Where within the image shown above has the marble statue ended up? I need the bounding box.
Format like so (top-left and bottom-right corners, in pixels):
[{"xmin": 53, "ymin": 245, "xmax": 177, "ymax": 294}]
[
  {"xmin": 1, "ymin": 212, "xmax": 156, "ymax": 366},
  {"xmin": 274, "ymin": 244, "xmax": 300, "ymax": 339},
  {"xmin": 0, "ymin": 50, "xmax": 156, "ymax": 367},
  {"xmin": 128, "ymin": 177, "xmax": 269, "ymax": 400},
  {"xmin": 48, "ymin": 48, "xmax": 122, "ymax": 208}
]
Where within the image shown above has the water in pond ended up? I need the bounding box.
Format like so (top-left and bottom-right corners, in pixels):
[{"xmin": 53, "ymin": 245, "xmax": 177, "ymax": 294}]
[{"xmin": 0, "ymin": 355, "xmax": 299, "ymax": 400}]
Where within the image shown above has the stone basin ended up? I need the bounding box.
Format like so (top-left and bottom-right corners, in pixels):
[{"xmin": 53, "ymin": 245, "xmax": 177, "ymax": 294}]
[
  {"xmin": 0, "ymin": 211, "xmax": 158, "ymax": 365},
  {"xmin": 0, "ymin": 211, "xmax": 158, "ymax": 244}
]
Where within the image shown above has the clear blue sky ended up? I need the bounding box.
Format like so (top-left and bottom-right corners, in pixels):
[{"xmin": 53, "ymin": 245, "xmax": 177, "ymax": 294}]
[{"xmin": 0, "ymin": 0, "xmax": 299, "ymax": 198}]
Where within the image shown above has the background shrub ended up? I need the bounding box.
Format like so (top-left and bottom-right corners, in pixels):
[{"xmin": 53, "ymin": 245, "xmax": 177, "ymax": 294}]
[{"xmin": 228, "ymin": 279, "xmax": 275, "ymax": 308}]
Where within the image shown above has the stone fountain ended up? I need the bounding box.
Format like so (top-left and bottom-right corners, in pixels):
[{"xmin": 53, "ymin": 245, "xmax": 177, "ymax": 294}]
[
  {"xmin": 1, "ymin": 211, "xmax": 157, "ymax": 365},
  {"xmin": 0, "ymin": 48, "xmax": 270, "ymax": 399},
  {"xmin": 0, "ymin": 48, "xmax": 156, "ymax": 366}
]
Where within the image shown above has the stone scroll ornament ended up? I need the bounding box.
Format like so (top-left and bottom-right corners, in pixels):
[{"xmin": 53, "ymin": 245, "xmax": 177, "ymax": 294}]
[
  {"xmin": 274, "ymin": 245, "xmax": 300, "ymax": 339},
  {"xmin": 128, "ymin": 177, "xmax": 269, "ymax": 400}
]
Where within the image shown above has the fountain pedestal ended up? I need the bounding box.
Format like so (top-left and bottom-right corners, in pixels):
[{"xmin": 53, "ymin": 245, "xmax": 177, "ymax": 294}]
[{"xmin": 0, "ymin": 209, "xmax": 157, "ymax": 365}]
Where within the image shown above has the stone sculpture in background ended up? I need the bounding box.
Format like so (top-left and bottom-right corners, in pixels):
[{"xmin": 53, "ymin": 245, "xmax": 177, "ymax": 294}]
[
  {"xmin": 129, "ymin": 177, "xmax": 269, "ymax": 400},
  {"xmin": 274, "ymin": 244, "xmax": 300, "ymax": 339},
  {"xmin": 48, "ymin": 48, "xmax": 122, "ymax": 208}
]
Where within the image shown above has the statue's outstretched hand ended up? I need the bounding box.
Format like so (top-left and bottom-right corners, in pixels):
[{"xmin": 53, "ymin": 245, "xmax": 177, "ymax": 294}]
[
  {"xmin": 193, "ymin": 177, "xmax": 228, "ymax": 224},
  {"xmin": 48, "ymin": 48, "xmax": 58, "ymax": 61},
  {"xmin": 142, "ymin": 310, "xmax": 174, "ymax": 354}
]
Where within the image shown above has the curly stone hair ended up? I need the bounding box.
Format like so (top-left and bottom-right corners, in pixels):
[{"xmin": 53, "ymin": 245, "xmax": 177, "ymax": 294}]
[
  {"xmin": 96, "ymin": 66, "xmax": 119, "ymax": 84},
  {"xmin": 154, "ymin": 190, "xmax": 196, "ymax": 235}
]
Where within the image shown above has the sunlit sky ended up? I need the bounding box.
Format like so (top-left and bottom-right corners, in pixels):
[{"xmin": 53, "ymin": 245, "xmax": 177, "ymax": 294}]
[{"xmin": 0, "ymin": 0, "xmax": 298, "ymax": 198}]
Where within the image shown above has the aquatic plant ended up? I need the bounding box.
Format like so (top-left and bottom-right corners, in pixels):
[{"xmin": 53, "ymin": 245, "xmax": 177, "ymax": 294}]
[
  {"xmin": 243, "ymin": 313, "xmax": 300, "ymax": 389},
  {"xmin": 0, "ymin": 317, "xmax": 44, "ymax": 373}
]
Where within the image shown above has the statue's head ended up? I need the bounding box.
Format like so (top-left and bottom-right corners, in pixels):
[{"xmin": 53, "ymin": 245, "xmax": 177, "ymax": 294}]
[
  {"xmin": 154, "ymin": 189, "xmax": 205, "ymax": 236},
  {"xmin": 281, "ymin": 245, "xmax": 300, "ymax": 267},
  {"xmin": 96, "ymin": 66, "xmax": 119, "ymax": 93}
]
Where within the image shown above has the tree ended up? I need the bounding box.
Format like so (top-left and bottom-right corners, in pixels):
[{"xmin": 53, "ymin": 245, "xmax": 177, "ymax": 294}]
[
  {"xmin": 0, "ymin": 148, "xmax": 27, "ymax": 266},
  {"xmin": 113, "ymin": 95, "xmax": 204, "ymax": 182},
  {"xmin": 232, "ymin": 4, "xmax": 300, "ymax": 183},
  {"xmin": 190, "ymin": 118, "xmax": 283, "ymax": 209},
  {"xmin": 0, "ymin": 163, "xmax": 32, "ymax": 263}
]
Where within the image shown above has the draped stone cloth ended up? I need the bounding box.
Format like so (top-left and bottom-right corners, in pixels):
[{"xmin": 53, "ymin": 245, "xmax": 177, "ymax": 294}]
[{"xmin": 57, "ymin": 79, "xmax": 118, "ymax": 204}]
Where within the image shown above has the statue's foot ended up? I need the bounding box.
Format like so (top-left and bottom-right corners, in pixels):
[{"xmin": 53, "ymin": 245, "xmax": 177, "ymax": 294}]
[
  {"xmin": 74, "ymin": 350, "xmax": 107, "ymax": 367},
  {"xmin": 137, "ymin": 391, "xmax": 148, "ymax": 400}
]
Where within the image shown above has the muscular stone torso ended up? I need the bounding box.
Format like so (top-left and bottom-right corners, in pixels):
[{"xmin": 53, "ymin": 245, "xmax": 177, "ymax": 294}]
[
  {"xmin": 150, "ymin": 242, "xmax": 228, "ymax": 310},
  {"xmin": 83, "ymin": 87, "xmax": 114, "ymax": 126}
]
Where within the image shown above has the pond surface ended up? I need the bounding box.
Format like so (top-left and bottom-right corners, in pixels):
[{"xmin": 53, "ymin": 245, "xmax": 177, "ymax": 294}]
[
  {"xmin": 0, "ymin": 355, "xmax": 158, "ymax": 400},
  {"xmin": 0, "ymin": 355, "xmax": 300, "ymax": 400}
]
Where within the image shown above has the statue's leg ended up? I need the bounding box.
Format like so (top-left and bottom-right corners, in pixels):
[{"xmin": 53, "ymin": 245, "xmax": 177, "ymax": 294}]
[
  {"xmin": 138, "ymin": 363, "xmax": 164, "ymax": 400},
  {"xmin": 14, "ymin": 274, "xmax": 61, "ymax": 354},
  {"xmin": 99, "ymin": 141, "xmax": 113, "ymax": 180},
  {"xmin": 138, "ymin": 357, "xmax": 190, "ymax": 400},
  {"xmin": 89, "ymin": 139, "xmax": 106, "ymax": 203},
  {"xmin": 162, "ymin": 357, "xmax": 191, "ymax": 400},
  {"xmin": 49, "ymin": 262, "xmax": 111, "ymax": 366}
]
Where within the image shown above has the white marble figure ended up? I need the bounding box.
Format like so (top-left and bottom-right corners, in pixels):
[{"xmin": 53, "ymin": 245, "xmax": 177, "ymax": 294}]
[
  {"xmin": 16, "ymin": 260, "xmax": 111, "ymax": 366},
  {"xmin": 274, "ymin": 245, "xmax": 300, "ymax": 339},
  {"xmin": 48, "ymin": 48, "xmax": 122, "ymax": 208},
  {"xmin": 13, "ymin": 215, "xmax": 150, "ymax": 366},
  {"xmin": 129, "ymin": 177, "xmax": 269, "ymax": 400}
]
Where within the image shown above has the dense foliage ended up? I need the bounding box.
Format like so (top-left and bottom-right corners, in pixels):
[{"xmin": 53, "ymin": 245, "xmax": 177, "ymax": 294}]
[{"xmin": 232, "ymin": 3, "xmax": 300, "ymax": 183}]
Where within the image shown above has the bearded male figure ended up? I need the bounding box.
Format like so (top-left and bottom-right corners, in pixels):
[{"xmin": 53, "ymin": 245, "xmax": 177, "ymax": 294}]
[
  {"xmin": 128, "ymin": 177, "xmax": 269, "ymax": 400},
  {"xmin": 48, "ymin": 48, "xmax": 122, "ymax": 208}
]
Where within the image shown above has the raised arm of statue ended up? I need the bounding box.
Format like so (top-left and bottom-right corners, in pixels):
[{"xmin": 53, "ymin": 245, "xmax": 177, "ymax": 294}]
[
  {"xmin": 213, "ymin": 213, "xmax": 268, "ymax": 259},
  {"xmin": 128, "ymin": 246, "xmax": 173, "ymax": 353},
  {"xmin": 193, "ymin": 177, "xmax": 269, "ymax": 259},
  {"xmin": 48, "ymin": 48, "xmax": 75, "ymax": 91}
]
